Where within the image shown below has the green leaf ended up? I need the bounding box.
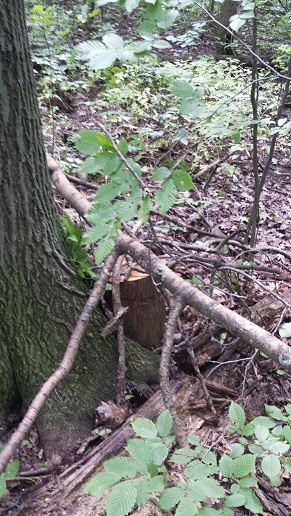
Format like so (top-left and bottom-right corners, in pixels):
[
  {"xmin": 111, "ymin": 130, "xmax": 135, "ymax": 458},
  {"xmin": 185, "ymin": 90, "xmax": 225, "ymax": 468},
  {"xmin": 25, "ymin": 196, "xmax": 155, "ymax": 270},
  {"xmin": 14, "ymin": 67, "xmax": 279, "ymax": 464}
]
[
  {"xmin": 103, "ymin": 154, "xmax": 122, "ymax": 175},
  {"xmin": 229, "ymin": 15, "xmax": 246, "ymax": 32},
  {"xmin": 187, "ymin": 435, "xmax": 200, "ymax": 446},
  {"xmin": 95, "ymin": 182, "xmax": 121, "ymax": 202},
  {"xmin": 0, "ymin": 476, "xmax": 6, "ymax": 500},
  {"xmin": 240, "ymin": 488, "xmax": 264, "ymax": 514},
  {"xmin": 106, "ymin": 479, "xmax": 137, "ymax": 516},
  {"xmin": 148, "ymin": 473, "xmax": 166, "ymax": 492},
  {"xmin": 135, "ymin": 476, "xmax": 150, "ymax": 507},
  {"xmin": 76, "ymin": 40, "xmax": 117, "ymax": 70},
  {"xmin": 171, "ymin": 80, "xmax": 196, "ymax": 100},
  {"xmin": 232, "ymin": 455, "xmax": 256, "ymax": 478},
  {"xmin": 103, "ymin": 33, "xmax": 124, "ymax": 50},
  {"xmin": 156, "ymin": 410, "xmax": 173, "ymax": 437},
  {"xmin": 261, "ymin": 454, "xmax": 281, "ymax": 479},
  {"xmin": 149, "ymin": 439, "xmax": 169, "ymax": 465},
  {"xmin": 185, "ymin": 462, "xmax": 217, "ymax": 480},
  {"xmin": 196, "ymin": 509, "xmax": 219, "ymax": 516},
  {"xmin": 156, "ymin": 8, "xmax": 179, "ymax": 29},
  {"xmin": 228, "ymin": 402, "xmax": 245, "ymax": 429},
  {"xmin": 118, "ymin": 138, "xmax": 129, "ymax": 156},
  {"xmin": 104, "ymin": 457, "xmax": 138, "ymax": 478},
  {"xmin": 254, "ymin": 425, "xmax": 269, "ymax": 441},
  {"xmin": 81, "ymin": 155, "xmax": 109, "ymax": 174},
  {"xmin": 97, "ymin": 132, "xmax": 115, "ymax": 151},
  {"xmin": 171, "ymin": 448, "xmax": 198, "ymax": 465},
  {"xmin": 225, "ymin": 493, "xmax": 246, "ymax": 507},
  {"xmin": 180, "ymin": 101, "xmax": 205, "ymax": 119},
  {"xmin": 171, "ymin": 169, "xmax": 194, "ymax": 191},
  {"xmin": 239, "ymin": 476, "xmax": 257, "ymax": 488},
  {"xmin": 84, "ymin": 471, "xmax": 121, "ymax": 495},
  {"xmin": 251, "ymin": 416, "xmax": 276, "ymax": 429},
  {"xmin": 230, "ymin": 443, "xmax": 245, "ymax": 458},
  {"xmin": 131, "ymin": 418, "xmax": 158, "ymax": 439},
  {"xmin": 282, "ymin": 425, "xmax": 291, "ymax": 444},
  {"xmin": 152, "ymin": 167, "xmax": 171, "ymax": 181},
  {"xmin": 219, "ymin": 455, "xmax": 234, "ymax": 478},
  {"xmin": 138, "ymin": 194, "xmax": 152, "ymax": 223},
  {"xmin": 124, "ymin": 0, "xmax": 140, "ymax": 13},
  {"xmin": 176, "ymin": 496, "xmax": 198, "ymax": 515},
  {"xmin": 187, "ymin": 478, "xmax": 225, "ymax": 501},
  {"xmin": 3, "ymin": 461, "xmax": 20, "ymax": 480},
  {"xmin": 95, "ymin": 235, "xmax": 116, "ymax": 264},
  {"xmin": 155, "ymin": 178, "xmax": 177, "ymax": 215},
  {"xmin": 75, "ymin": 130, "xmax": 102, "ymax": 155},
  {"xmin": 152, "ymin": 39, "xmax": 172, "ymax": 49},
  {"xmin": 159, "ymin": 486, "xmax": 184, "ymax": 510},
  {"xmin": 268, "ymin": 441, "xmax": 290, "ymax": 454},
  {"xmin": 241, "ymin": 423, "xmax": 255, "ymax": 437},
  {"xmin": 126, "ymin": 438, "xmax": 152, "ymax": 466},
  {"xmin": 265, "ymin": 405, "xmax": 285, "ymax": 421}
]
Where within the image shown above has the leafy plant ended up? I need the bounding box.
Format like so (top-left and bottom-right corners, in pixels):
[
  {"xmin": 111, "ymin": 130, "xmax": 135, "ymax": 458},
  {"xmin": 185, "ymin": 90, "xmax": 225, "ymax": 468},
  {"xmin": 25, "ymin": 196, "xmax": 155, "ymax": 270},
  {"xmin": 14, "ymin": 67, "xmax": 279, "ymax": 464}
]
[
  {"xmin": 0, "ymin": 461, "xmax": 20, "ymax": 501},
  {"xmin": 85, "ymin": 402, "xmax": 291, "ymax": 515},
  {"xmin": 61, "ymin": 214, "xmax": 97, "ymax": 279}
]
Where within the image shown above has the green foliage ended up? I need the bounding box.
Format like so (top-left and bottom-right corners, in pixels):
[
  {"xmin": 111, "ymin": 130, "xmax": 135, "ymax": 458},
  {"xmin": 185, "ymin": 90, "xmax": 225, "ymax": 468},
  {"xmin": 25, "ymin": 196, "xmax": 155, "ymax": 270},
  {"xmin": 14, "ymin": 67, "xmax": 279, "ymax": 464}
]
[
  {"xmin": 61, "ymin": 215, "xmax": 97, "ymax": 279},
  {"xmin": 74, "ymin": 129, "xmax": 194, "ymax": 263},
  {"xmin": 85, "ymin": 403, "xmax": 291, "ymax": 515},
  {"xmin": 0, "ymin": 461, "xmax": 20, "ymax": 501}
]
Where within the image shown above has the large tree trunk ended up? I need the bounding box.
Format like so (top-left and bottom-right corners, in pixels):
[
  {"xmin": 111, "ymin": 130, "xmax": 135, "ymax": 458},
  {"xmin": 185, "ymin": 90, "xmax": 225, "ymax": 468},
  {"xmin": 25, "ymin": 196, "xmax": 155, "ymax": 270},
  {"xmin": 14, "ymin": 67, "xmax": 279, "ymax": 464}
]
[{"xmin": 0, "ymin": 0, "xmax": 159, "ymax": 457}]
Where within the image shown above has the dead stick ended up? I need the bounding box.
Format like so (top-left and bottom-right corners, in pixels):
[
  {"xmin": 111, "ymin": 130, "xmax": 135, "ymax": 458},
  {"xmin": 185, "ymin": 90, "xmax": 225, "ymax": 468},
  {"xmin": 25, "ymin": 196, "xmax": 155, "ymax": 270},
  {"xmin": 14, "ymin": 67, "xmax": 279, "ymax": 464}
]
[{"xmin": 112, "ymin": 255, "xmax": 127, "ymax": 404}]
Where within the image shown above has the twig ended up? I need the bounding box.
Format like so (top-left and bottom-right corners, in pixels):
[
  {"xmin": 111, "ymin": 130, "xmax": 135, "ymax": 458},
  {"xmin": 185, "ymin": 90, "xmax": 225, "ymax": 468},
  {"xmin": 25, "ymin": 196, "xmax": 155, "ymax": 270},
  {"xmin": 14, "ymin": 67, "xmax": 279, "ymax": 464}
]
[
  {"xmin": 187, "ymin": 347, "xmax": 216, "ymax": 413},
  {"xmin": 0, "ymin": 251, "xmax": 119, "ymax": 475},
  {"xmin": 95, "ymin": 121, "xmax": 147, "ymax": 189},
  {"xmin": 112, "ymin": 255, "xmax": 127, "ymax": 404},
  {"xmin": 160, "ymin": 297, "xmax": 188, "ymax": 448}
]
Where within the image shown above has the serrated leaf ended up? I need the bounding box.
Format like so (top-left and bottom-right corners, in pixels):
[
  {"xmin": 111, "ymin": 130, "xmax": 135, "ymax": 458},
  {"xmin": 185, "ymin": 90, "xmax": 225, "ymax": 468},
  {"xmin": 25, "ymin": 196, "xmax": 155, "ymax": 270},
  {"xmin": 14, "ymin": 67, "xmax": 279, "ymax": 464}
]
[
  {"xmin": 225, "ymin": 493, "xmax": 246, "ymax": 507},
  {"xmin": 97, "ymin": 132, "xmax": 115, "ymax": 151},
  {"xmin": 3, "ymin": 461, "xmax": 20, "ymax": 480},
  {"xmin": 232, "ymin": 455, "xmax": 256, "ymax": 478},
  {"xmin": 149, "ymin": 440, "xmax": 169, "ymax": 465},
  {"xmin": 95, "ymin": 235, "xmax": 116, "ymax": 264},
  {"xmin": 196, "ymin": 508, "xmax": 219, "ymax": 516},
  {"xmin": 118, "ymin": 137, "xmax": 129, "ymax": 156},
  {"xmin": 229, "ymin": 402, "xmax": 245, "ymax": 429},
  {"xmin": 104, "ymin": 457, "xmax": 138, "ymax": 478},
  {"xmin": 138, "ymin": 194, "xmax": 152, "ymax": 223},
  {"xmin": 131, "ymin": 418, "xmax": 158, "ymax": 438},
  {"xmin": 106, "ymin": 479, "xmax": 137, "ymax": 516},
  {"xmin": 171, "ymin": 448, "xmax": 198, "ymax": 465},
  {"xmin": 261, "ymin": 454, "xmax": 281, "ymax": 479},
  {"xmin": 157, "ymin": 410, "xmax": 173, "ymax": 437},
  {"xmin": 230, "ymin": 443, "xmax": 245, "ymax": 458},
  {"xmin": 176, "ymin": 496, "xmax": 198, "ymax": 515},
  {"xmin": 84, "ymin": 221, "xmax": 112, "ymax": 244},
  {"xmin": 126, "ymin": 438, "xmax": 152, "ymax": 466},
  {"xmin": 282, "ymin": 425, "xmax": 291, "ymax": 444},
  {"xmin": 152, "ymin": 39, "xmax": 172, "ymax": 49},
  {"xmin": 103, "ymin": 154, "xmax": 122, "ymax": 176},
  {"xmin": 240, "ymin": 488, "xmax": 264, "ymax": 514},
  {"xmin": 156, "ymin": 8, "xmax": 179, "ymax": 29},
  {"xmin": 152, "ymin": 167, "xmax": 171, "ymax": 181},
  {"xmin": 269, "ymin": 440, "xmax": 290, "ymax": 454},
  {"xmin": 180, "ymin": 101, "xmax": 205, "ymax": 119},
  {"xmin": 0, "ymin": 476, "xmax": 6, "ymax": 500},
  {"xmin": 265, "ymin": 405, "xmax": 285, "ymax": 421},
  {"xmin": 219, "ymin": 454, "xmax": 234, "ymax": 478},
  {"xmin": 185, "ymin": 462, "xmax": 217, "ymax": 480},
  {"xmin": 155, "ymin": 178, "xmax": 177, "ymax": 215},
  {"xmin": 188, "ymin": 477, "xmax": 225, "ymax": 501},
  {"xmin": 135, "ymin": 475, "xmax": 150, "ymax": 507},
  {"xmin": 148, "ymin": 473, "xmax": 166, "ymax": 492},
  {"xmin": 171, "ymin": 169, "xmax": 194, "ymax": 191},
  {"xmin": 159, "ymin": 486, "xmax": 184, "ymax": 510},
  {"xmin": 239, "ymin": 475, "xmax": 257, "ymax": 488},
  {"xmin": 229, "ymin": 15, "xmax": 245, "ymax": 32},
  {"xmin": 251, "ymin": 416, "xmax": 276, "ymax": 429},
  {"xmin": 241, "ymin": 423, "xmax": 255, "ymax": 436},
  {"xmin": 84, "ymin": 471, "xmax": 121, "ymax": 495},
  {"xmin": 136, "ymin": 19, "xmax": 157, "ymax": 38},
  {"xmin": 103, "ymin": 33, "xmax": 124, "ymax": 50},
  {"xmin": 187, "ymin": 435, "xmax": 200, "ymax": 446},
  {"xmin": 77, "ymin": 40, "xmax": 117, "ymax": 70},
  {"xmin": 75, "ymin": 130, "xmax": 102, "ymax": 155},
  {"xmin": 95, "ymin": 182, "xmax": 121, "ymax": 202},
  {"xmin": 254, "ymin": 425, "xmax": 269, "ymax": 441}
]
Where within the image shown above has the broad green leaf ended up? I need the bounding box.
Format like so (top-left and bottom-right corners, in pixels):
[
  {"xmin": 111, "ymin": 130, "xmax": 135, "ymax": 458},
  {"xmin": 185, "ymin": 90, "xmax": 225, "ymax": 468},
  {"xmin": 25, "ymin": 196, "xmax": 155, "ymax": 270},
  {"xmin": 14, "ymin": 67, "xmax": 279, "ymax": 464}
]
[
  {"xmin": 176, "ymin": 496, "xmax": 198, "ymax": 515},
  {"xmin": 171, "ymin": 169, "xmax": 194, "ymax": 191},
  {"xmin": 225, "ymin": 493, "xmax": 246, "ymax": 507},
  {"xmin": 282, "ymin": 425, "xmax": 291, "ymax": 444},
  {"xmin": 159, "ymin": 486, "xmax": 184, "ymax": 510},
  {"xmin": 232, "ymin": 455, "xmax": 256, "ymax": 478},
  {"xmin": 285, "ymin": 404, "xmax": 291, "ymax": 415},
  {"xmin": 0, "ymin": 476, "xmax": 6, "ymax": 500},
  {"xmin": 278, "ymin": 321, "xmax": 291, "ymax": 338},
  {"xmin": 131, "ymin": 418, "xmax": 158, "ymax": 439},
  {"xmin": 149, "ymin": 440, "xmax": 169, "ymax": 465},
  {"xmin": 202, "ymin": 451, "xmax": 217, "ymax": 466},
  {"xmin": 84, "ymin": 471, "xmax": 121, "ymax": 495},
  {"xmin": 180, "ymin": 101, "xmax": 205, "ymax": 118},
  {"xmin": 103, "ymin": 154, "xmax": 122, "ymax": 175},
  {"xmin": 104, "ymin": 457, "xmax": 138, "ymax": 478},
  {"xmin": 95, "ymin": 235, "xmax": 116, "ymax": 264},
  {"xmin": 135, "ymin": 475, "xmax": 150, "ymax": 507},
  {"xmin": 81, "ymin": 156, "xmax": 108, "ymax": 174},
  {"xmin": 115, "ymin": 199, "xmax": 140, "ymax": 222},
  {"xmin": 75, "ymin": 130, "xmax": 102, "ymax": 155},
  {"xmin": 134, "ymin": 40, "xmax": 152, "ymax": 54},
  {"xmin": 196, "ymin": 509, "xmax": 219, "ymax": 515},
  {"xmin": 138, "ymin": 194, "xmax": 152, "ymax": 223},
  {"xmin": 126, "ymin": 438, "xmax": 152, "ymax": 466},
  {"xmin": 3, "ymin": 461, "xmax": 20, "ymax": 480},
  {"xmin": 76, "ymin": 40, "xmax": 117, "ymax": 70},
  {"xmin": 248, "ymin": 444, "xmax": 264, "ymax": 456},
  {"xmin": 155, "ymin": 178, "xmax": 177, "ymax": 215},
  {"xmin": 254, "ymin": 425, "xmax": 269, "ymax": 441},
  {"xmin": 239, "ymin": 488, "xmax": 264, "ymax": 514},
  {"xmin": 230, "ymin": 443, "xmax": 244, "ymax": 458},
  {"xmin": 282, "ymin": 456, "xmax": 291, "ymax": 473},
  {"xmin": 106, "ymin": 479, "xmax": 137, "ymax": 516},
  {"xmin": 148, "ymin": 473, "xmax": 166, "ymax": 492},
  {"xmin": 171, "ymin": 448, "xmax": 198, "ymax": 465},
  {"xmin": 219, "ymin": 454, "xmax": 234, "ymax": 478},
  {"xmin": 229, "ymin": 15, "xmax": 245, "ymax": 32},
  {"xmin": 152, "ymin": 167, "xmax": 171, "ymax": 182},
  {"xmin": 95, "ymin": 182, "xmax": 121, "ymax": 202},
  {"xmin": 270, "ymin": 475, "xmax": 282, "ymax": 487},
  {"xmin": 268, "ymin": 441, "xmax": 289, "ymax": 454},
  {"xmin": 103, "ymin": 33, "xmax": 124, "ymax": 50},
  {"xmin": 265, "ymin": 405, "xmax": 285, "ymax": 421},
  {"xmin": 185, "ymin": 462, "xmax": 217, "ymax": 480},
  {"xmin": 156, "ymin": 410, "xmax": 173, "ymax": 437},
  {"xmin": 156, "ymin": 8, "xmax": 179, "ymax": 29},
  {"xmin": 251, "ymin": 416, "xmax": 276, "ymax": 429},
  {"xmin": 136, "ymin": 19, "xmax": 157, "ymax": 38},
  {"xmin": 261, "ymin": 454, "xmax": 281, "ymax": 479},
  {"xmin": 171, "ymin": 80, "xmax": 196, "ymax": 100},
  {"xmin": 228, "ymin": 402, "xmax": 245, "ymax": 429},
  {"xmin": 124, "ymin": 0, "xmax": 140, "ymax": 13},
  {"xmin": 188, "ymin": 478, "xmax": 225, "ymax": 501},
  {"xmin": 187, "ymin": 435, "xmax": 200, "ymax": 446},
  {"xmin": 241, "ymin": 423, "xmax": 255, "ymax": 437},
  {"xmin": 239, "ymin": 476, "xmax": 257, "ymax": 488},
  {"xmin": 118, "ymin": 137, "xmax": 129, "ymax": 156},
  {"xmin": 152, "ymin": 39, "xmax": 172, "ymax": 49},
  {"xmin": 97, "ymin": 132, "xmax": 115, "ymax": 151},
  {"xmin": 84, "ymin": 221, "xmax": 112, "ymax": 244}
]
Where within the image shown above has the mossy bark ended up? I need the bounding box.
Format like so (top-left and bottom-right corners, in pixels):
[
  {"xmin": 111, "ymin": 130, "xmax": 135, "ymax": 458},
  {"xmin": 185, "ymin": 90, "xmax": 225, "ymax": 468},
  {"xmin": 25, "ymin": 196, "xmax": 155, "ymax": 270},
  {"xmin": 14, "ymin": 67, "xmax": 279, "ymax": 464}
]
[{"xmin": 0, "ymin": 0, "xmax": 159, "ymax": 457}]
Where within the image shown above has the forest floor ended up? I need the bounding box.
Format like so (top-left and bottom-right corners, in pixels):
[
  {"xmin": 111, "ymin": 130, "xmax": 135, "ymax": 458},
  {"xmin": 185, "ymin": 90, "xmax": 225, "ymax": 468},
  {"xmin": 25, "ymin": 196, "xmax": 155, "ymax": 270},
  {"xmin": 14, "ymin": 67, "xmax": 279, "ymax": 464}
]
[{"xmin": 2, "ymin": 17, "xmax": 291, "ymax": 515}]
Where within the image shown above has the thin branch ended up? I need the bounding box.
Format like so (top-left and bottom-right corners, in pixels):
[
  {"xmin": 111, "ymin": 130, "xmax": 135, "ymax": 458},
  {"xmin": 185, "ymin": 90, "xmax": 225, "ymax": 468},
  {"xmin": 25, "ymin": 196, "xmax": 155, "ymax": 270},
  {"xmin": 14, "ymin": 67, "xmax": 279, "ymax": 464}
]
[
  {"xmin": 112, "ymin": 255, "xmax": 127, "ymax": 405},
  {"xmin": 187, "ymin": 347, "xmax": 216, "ymax": 413},
  {"xmin": 0, "ymin": 251, "xmax": 119, "ymax": 475}
]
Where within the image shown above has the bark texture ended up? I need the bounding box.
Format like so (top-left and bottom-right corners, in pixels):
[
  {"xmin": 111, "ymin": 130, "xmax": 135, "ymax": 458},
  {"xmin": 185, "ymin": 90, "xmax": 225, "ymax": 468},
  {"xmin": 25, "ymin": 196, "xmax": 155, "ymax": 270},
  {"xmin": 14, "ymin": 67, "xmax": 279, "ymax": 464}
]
[{"xmin": 0, "ymin": 0, "xmax": 158, "ymax": 456}]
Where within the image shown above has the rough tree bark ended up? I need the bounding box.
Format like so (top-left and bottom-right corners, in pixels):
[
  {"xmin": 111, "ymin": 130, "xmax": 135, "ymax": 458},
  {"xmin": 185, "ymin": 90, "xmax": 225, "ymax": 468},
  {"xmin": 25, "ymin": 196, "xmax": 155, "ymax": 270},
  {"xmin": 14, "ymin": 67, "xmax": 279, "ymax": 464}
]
[{"xmin": 0, "ymin": 0, "xmax": 159, "ymax": 457}]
